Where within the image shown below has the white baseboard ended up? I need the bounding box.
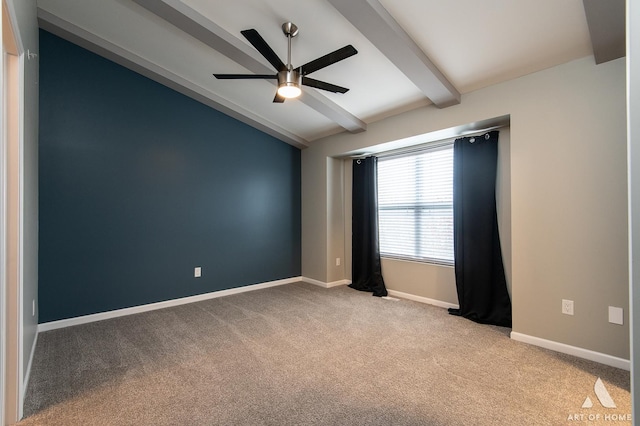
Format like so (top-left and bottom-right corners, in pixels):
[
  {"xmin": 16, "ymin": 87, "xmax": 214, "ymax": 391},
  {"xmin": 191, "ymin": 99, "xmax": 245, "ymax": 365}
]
[
  {"xmin": 510, "ymin": 332, "xmax": 630, "ymax": 371},
  {"xmin": 302, "ymin": 277, "xmax": 351, "ymax": 288},
  {"xmin": 38, "ymin": 276, "xmax": 302, "ymax": 333},
  {"xmin": 386, "ymin": 289, "xmax": 459, "ymax": 310}
]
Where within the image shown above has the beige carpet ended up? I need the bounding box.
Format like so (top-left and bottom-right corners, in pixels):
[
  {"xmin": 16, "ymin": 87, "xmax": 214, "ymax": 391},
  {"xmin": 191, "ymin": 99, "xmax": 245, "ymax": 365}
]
[{"xmin": 19, "ymin": 282, "xmax": 630, "ymax": 425}]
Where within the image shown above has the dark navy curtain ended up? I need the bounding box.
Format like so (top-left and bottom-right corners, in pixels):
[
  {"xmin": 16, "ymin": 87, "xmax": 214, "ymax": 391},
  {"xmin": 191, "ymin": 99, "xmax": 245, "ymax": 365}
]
[
  {"xmin": 350, "ymin": 157, "xmax": 387, "ymax": 297},
  {"xmin": 448, "ymin": 131, "xmax": 512, "ymax": 327}
]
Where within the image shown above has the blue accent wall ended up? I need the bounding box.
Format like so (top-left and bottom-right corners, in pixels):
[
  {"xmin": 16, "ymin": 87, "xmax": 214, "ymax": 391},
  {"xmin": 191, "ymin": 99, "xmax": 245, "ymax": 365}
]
[{"xmin": 38, "ymin": 30, "xmax": 301, "ymax": 323}]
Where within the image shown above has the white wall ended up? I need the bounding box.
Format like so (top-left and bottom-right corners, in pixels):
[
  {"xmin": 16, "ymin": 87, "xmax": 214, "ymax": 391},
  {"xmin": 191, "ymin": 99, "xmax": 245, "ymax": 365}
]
[{"xmin": 302, "ymin": 55, "xmax": 628, "ymax": 360}]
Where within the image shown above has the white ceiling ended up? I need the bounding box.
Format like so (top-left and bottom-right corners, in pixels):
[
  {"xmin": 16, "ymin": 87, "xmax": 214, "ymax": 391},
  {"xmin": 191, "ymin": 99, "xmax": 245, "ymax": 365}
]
[{"xmin": 37, "ymin": 0, "xmax": 596, "ymax": 148}]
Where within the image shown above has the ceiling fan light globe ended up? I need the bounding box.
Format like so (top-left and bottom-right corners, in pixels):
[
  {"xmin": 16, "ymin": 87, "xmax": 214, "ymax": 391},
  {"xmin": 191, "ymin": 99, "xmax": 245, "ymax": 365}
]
[{"xmin": 277, "ymin": 83, "xmax": 302, "ymax": 99}]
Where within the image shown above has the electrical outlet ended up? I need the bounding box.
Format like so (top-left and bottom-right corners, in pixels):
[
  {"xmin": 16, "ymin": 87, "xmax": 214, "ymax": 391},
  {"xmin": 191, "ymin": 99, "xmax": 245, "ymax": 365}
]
[
  {"xmin": 336, "ymin": 257, "xmax": 341, "ymax": 266},
  {"xmin": 194, "ymin": 267, "xmax": 202, "ymax": 278},
  {"xmin": 608, "ymin": 306, "xmax": 623, "ymax": 325},
  {"xmin": 562, "ymin": 299, "xmax": 574, "ymax": 315}
]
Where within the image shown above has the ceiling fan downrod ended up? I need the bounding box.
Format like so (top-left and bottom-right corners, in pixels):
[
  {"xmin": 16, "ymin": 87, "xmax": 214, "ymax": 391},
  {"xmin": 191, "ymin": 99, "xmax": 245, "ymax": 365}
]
[{"xmin": 282, "ymin": 22, "xmax": 298, "ymax": 69}]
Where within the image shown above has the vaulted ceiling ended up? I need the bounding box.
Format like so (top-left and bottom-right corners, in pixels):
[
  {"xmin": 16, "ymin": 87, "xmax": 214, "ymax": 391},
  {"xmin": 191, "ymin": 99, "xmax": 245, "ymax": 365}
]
[{"xmin": 36, "ymin": 0, "xmax": 624, "ymax": 149}]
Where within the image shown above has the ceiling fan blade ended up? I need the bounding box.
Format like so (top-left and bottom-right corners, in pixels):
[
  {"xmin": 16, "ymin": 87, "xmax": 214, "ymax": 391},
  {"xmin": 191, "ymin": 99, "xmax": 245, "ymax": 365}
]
[
  {"xmin": 241, "ymin": 29, "xmax": 287, "ymax": 72},
  {"xmin": 273, "ymin": 92, "xmax": 286, "ymax": 103},
  {"xmin": 213, "ymin": 74, "xmax": 277, "ymax": 79},
  {"xmin": 298, "ymin": 45, "xmax": 357, "ymax": 75},
  {"xmin": 302, "ymin": 77, "xmax": 349, "ymax": 93}
]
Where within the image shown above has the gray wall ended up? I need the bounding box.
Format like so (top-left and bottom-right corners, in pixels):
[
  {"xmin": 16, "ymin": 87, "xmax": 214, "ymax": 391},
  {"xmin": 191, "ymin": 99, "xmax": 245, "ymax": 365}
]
[
  {"xmin": 327, "ymin": 157, "xmax": 346, "ymax": 284},
  {"xmin": 302, "ymin": 55, "xmax": 628, "ymax": 360}
]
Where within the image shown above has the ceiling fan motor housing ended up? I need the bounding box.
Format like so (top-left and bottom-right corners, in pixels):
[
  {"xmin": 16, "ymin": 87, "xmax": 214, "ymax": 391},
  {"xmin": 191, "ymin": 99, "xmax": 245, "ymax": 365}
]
[{"xmin": 278, "ymin": 69, "xmax": 301, "ymax": 87}]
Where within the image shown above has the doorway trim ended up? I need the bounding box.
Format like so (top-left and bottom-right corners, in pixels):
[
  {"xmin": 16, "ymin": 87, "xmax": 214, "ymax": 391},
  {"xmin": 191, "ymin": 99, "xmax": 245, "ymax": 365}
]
[{"xmin": 2, "ymin": 1, "xmax": 24, "ymax": 423}]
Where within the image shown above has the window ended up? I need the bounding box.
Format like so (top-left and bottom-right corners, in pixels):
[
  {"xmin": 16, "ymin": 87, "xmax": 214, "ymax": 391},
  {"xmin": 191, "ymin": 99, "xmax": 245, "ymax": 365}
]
[{"xmin": 377, "ymin": 142, "xmax": 454, "ymax": 265}]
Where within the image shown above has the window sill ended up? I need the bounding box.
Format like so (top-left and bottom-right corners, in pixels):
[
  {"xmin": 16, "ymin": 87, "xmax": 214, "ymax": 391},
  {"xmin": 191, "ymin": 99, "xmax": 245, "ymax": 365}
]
[{"xmin": 380, "ymin": 255, "xmax": 454, "ymax": 268}]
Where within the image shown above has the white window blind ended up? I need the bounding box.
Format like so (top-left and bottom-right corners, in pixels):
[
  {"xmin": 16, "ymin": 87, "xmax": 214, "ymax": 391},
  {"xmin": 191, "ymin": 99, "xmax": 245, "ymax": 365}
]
[{"xmin": 377, "ymin": 143, "xmax": 454, "ymax": 264}]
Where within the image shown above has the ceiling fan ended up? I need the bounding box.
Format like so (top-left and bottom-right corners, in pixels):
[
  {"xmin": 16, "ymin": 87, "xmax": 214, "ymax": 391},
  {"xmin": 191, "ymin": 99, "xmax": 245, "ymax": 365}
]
[{"xmin": 213, "ymin": 22, "xmax": 357, "ymax": 103}]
